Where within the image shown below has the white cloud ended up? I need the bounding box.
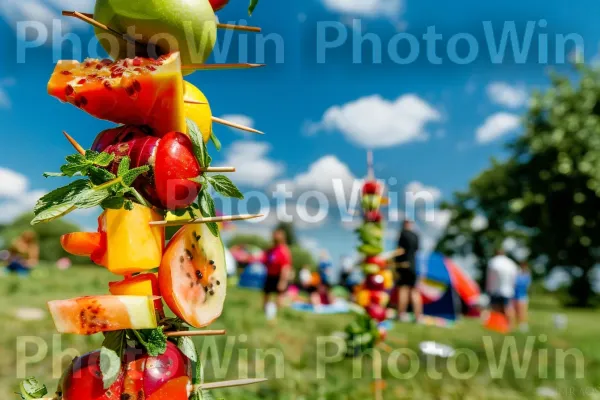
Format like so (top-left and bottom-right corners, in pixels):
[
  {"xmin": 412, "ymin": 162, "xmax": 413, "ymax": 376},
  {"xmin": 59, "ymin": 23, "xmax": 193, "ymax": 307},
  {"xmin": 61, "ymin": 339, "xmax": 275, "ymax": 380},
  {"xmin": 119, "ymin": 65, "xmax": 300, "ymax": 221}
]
[
  {"xmin": 309, "ymin": 94, "xmax": 441, "ymax": 148},
  {"xmin": 0, "ymin": 190, "xmax": 46, "ymax": 224},
  {"xmin": 219, "ymin": 114, "xmax": 255, "ymax": 136},
  {"xmin": 0, "ymin": 167, "xmax": 28, "ymax": 198},
  {"xmin": 476, "ymin": 112, "xmax": 520, "ymax": 144},
  {"xmin": 405, "ymin": 181, "xmax": 442, "ymax": 203},
  {"xmin": 219, "ymin": 141, "xmax": 284, "ymax": 188},
  {"xmin": 486, "ymin": 82, "xmax": 529, "ymax": 109},
  {"xmin": 0, "ymin": 0, "xmax": 95, "ymax": 32},
  {"xmin": 285, "ymin": 155, "xmax": 357, "ymax": 198},
  {"xmin": 322, "ymin": 0, "xmax": 403, "ymax": 18},
  {"xmin": 0, "ymin": 78, "xmax": 15, "ymax": 110}
]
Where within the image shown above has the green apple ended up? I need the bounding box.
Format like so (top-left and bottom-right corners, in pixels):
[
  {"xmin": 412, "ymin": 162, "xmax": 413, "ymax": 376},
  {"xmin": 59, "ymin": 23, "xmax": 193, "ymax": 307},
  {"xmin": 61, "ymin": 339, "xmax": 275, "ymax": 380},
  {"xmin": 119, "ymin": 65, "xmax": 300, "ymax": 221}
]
[
  {"xmin": 361, "ymin": 194, "xmax": 382, "ymax": 211},
  {"xmin": 94, "ymin": 0, "xmax": 217, "ymax": 70}
]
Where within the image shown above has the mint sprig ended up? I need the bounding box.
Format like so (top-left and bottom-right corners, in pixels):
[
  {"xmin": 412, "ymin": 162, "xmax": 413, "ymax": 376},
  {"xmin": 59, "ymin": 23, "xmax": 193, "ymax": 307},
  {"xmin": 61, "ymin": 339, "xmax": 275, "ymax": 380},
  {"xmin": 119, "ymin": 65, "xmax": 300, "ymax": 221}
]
[
  {"xmin": 207, "ymin": 175, "xmax": 244, "ymax": 200},
  {"xmin": 199, "ymin": 187, "xmax": 219, "ymax": 237},
  {"xmin": 33, "ymin": 154, "xmax": 149, "ymax": 225},
  {"xmin": 187, "ymin": 118, "xmax": 211, "ymax": 169},
  {"xmin": 99, "ymin": 347, "xmax": 121, "ymax": 390},
  {"xmin": 129, "ymin": 328, "xmax": 168, "ymax": 357},
  {"xmin": 249, "ymin": 0, "xmax": 260, "ymax": 15}
]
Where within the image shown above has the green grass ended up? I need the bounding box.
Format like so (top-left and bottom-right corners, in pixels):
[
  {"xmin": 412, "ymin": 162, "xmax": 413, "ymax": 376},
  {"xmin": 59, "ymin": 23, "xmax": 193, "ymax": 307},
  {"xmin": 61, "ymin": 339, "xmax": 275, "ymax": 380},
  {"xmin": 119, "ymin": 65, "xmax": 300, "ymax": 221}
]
[{"xmin": 1, "ymin": 265, "xmax": 599, "ymax": 399}]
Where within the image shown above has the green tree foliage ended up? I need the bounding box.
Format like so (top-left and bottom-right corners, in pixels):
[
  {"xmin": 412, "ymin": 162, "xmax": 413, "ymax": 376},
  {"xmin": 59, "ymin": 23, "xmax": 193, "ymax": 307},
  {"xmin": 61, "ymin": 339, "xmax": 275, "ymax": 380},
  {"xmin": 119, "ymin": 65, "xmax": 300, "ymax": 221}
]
[
  {"xmin": 0, "ymin": 213, "xmax": 83, "ymax": 263},
  {"xmin": 227, "ymin": 234, "xmax": 270, "ymax": 250},
  {"xmin": 290, "ymin": 245, "xmax": 316, "ymax": 272},
  {"xmin": 438, "ymin": 64, "xmax": 600, "ymax": 306}
]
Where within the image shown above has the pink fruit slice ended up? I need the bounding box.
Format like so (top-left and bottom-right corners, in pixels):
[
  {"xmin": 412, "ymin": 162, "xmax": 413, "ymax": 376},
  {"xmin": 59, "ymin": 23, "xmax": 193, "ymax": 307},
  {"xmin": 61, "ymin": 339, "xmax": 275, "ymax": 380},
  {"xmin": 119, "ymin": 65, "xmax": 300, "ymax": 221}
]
[{"xmin": 48, "ymin": 296, "xmax": 157, "ymax": 335}]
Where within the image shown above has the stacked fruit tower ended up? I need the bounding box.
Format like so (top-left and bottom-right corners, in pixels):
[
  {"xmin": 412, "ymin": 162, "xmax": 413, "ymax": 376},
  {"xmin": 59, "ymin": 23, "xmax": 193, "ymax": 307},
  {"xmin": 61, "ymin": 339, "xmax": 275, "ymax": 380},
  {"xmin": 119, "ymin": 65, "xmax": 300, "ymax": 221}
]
[
  {"xmin": 345, "ymin": 152, "xmax": 394, "ymax": 356},
  {"xmin": 18, "ymin": 1, "xmax": 267, "ymax": 400}
]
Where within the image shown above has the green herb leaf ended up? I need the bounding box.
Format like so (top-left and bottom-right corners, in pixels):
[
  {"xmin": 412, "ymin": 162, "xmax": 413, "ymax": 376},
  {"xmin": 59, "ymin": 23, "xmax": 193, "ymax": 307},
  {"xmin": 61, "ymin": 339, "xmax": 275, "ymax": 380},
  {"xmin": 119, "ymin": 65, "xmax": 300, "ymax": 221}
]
[
  {"xmin": 88, "ymin": 151, "xmax": 115, "ymax": 167},
  {"xmin": 117, "ymin": 156, "xmax": 131, "ymax": 177},
  {"xmin": 124, "ymin": 199, "xmax": 134, "ymax": 211},
  {"xmin": 74, "ymin": 188, "xmax": 112, "ymax": 209},
  {"xmin": 131, "ymin": 328, "xmax": 168, "ymax": 357},
  {"xmin": 210, "ymin": 132, "xmax": 222, "ymax": 151},
  {"xmin": 121, "ymin": 165, "xmax": 149, "ymax": 186},
  {"xmin": 207, "ymin": 175, "xmax": 244, "ymax": 199},
  {"xmin": 88, "ymin": 166, "xmax": 116, "ymax": 185},
  {"xmin": 19, "ymin": 377, "xmax": 48, "ymax": 399},
  {"xmin": 42, "ymin": 172, "xmax": 65, "ymax": 178},
  {"xmin": 199, "ymin": 189, "xmax": 219, "ymax": 237},
  {"xmin": 101, "ymin": 196, "xmax": 125, "ymax": 210},
  {"xmin": 187, "ymin": 118, "xmax": 210, "ymax": 169},
  {"xmin": 102, "ymin": 331, "xmax": 126, "ymax": 359},
  {"xmin": 249, "ymin": 0, "xmax": 260, "ymax": 15},
  {"xmin": 177, "ymin": 336, "xmax": 198, "ymax": 362},
  {"xmin": 31, "ymin": 180, "xmax": 90, "ymax": 225},
  {"xmin": 99, "ymin": 347, "xmax": 122, "ymax": 390}
]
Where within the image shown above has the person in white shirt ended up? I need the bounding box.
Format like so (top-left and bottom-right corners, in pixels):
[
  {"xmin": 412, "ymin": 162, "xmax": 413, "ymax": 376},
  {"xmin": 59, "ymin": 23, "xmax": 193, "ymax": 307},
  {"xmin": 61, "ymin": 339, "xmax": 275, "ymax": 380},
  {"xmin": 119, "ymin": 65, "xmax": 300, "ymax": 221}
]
[{"xmin": 486, "ymin": 249, "xmax": 518, "ymax": 327}]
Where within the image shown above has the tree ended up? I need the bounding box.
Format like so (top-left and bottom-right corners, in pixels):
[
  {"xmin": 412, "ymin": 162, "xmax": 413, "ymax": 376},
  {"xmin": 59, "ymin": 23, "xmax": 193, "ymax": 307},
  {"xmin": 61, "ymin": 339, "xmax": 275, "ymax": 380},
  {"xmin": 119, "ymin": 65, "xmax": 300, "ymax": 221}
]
[
  {"xmin": 438, "ymin": 64, "xmax": 600, "ymax": 306},
  {"xmin": 0, "ymin": 213, "xmax": 84, "ymax": 263},
  {"xmin": 227, "ymin": 234, "xmax": 270, "ymax": 250}
]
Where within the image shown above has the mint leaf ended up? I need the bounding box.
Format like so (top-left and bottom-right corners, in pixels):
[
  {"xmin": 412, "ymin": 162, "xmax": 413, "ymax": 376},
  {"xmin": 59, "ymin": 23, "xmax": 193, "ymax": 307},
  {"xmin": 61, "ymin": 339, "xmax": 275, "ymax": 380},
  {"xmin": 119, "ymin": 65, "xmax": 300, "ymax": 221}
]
[
  {"xmin": 102, "ymin": 197, "xmax": 124, "ymax": 210},
  {"xmin": 31, "ymin": 203, "xmax": 76, "ymax": 225},
  {"xmin": 207, "ymin": 175, "xmax": 244, "ymax": 199},
  {"xmin": 88, "ymin": 166, "xmax": 116, "ymax": 185},
  {"xmin": 117, "ymin": 156, "xmax": 131, "ymax": 177},
  {"xmin": 199, "ymin": 189, "xmax": 219, "ymax": 237},
  {"xmin": 88, "ymin": 151, "xmax": 115, "ymax": 167},
  {"xmin": 177, "ymin": 336, "xmax": 198, "ymax": 362},
  {"xmin": 187, "ymin": 118, "xmax": 211, "ymax": 168},
  {"xmin": 42, "ymin": 172, "xmax": 65, "ymax": 178},
  {"xmin": 19, "ymin": 377, "xmax": 48, "ymax": 399},
  {"xmin": 121, "ymin": 165, "xmax": 149, "ymax": 186},
  {"xmin": 249, "ymin": 0, "xmax": 260, "ymax": 15},
  {"xmin": 99, "ymin": 347, "xmax": 121, "ymax": 390},
  {"xmin": 210, "ymin": 132, "xmax": 222, "ymax": 151},
  {"xmin": 124, "ymin": 199, "xmax": 134, "ymax": 211},
  {"xmin": 74, "ymin": 188, "xmax": 111, "ymax": 209},
  {"xmin": 102, "ymin": 331, "xmax": 126, "ymax": 359},
  {"xmin": 131, "ymin": 328, "xmax": 167, "ymax": 357}
]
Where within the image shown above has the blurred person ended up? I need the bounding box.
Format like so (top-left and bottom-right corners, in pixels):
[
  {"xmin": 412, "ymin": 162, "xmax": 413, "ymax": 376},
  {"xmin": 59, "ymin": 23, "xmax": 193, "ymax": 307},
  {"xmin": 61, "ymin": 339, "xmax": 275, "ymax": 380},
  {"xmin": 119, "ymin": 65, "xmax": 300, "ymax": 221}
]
[
  {"xmin": 486, "ymin": 248, "xmax": 518, "ymax": 329},
  {"xmin": 339, "ymin": 255, "xmax": 355, "ymax": 291},
  {"xmin": 7, "ymin": 231, "xmax": 39, "ymax": 276},
  {"xmin": 317, "ymin": 251, "xmax": 334, "ymax": 305},
  {"xmin": 263, "ymin": 228, "xmax": 292, "ymax": 310},
  {"xmin": 514, "ymin": 260, "xmax": 532, "ymax": 332},
  {"xmin": 394, "ymin": 219, "xmax": 422, "ymax": 322}
]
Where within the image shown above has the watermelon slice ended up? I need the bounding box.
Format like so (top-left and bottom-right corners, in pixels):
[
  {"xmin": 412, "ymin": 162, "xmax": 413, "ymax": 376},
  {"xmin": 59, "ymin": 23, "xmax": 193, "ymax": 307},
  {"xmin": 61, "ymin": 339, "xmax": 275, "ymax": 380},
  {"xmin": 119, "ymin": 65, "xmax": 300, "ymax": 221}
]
[
  {"xmin": 47, "ymin": 53, "xmax": 185, "ymax": 137},
  {"xmin": 159, "ymin": 224, "xmax": 227, "ymax": 328},
  {"xmin": 48, "ymin": 296, "xmax": 157, "ymax": 335}
]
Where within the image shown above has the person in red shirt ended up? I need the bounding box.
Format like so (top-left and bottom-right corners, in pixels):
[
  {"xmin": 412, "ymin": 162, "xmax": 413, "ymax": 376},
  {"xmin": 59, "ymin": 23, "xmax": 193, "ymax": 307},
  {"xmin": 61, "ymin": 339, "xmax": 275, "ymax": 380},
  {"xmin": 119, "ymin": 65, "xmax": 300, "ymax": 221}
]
[{"xmin": 263, "ymin": 228, "xmax": 293, "ymax": 309}]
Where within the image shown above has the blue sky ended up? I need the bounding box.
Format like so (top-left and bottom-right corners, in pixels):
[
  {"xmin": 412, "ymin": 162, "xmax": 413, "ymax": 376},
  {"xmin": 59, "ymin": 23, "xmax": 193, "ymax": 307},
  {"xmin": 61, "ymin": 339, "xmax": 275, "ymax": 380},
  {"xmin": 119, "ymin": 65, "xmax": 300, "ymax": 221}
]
[{"xmin": 1, "ymin": 0, "xmax": 599, "ymax": 268}]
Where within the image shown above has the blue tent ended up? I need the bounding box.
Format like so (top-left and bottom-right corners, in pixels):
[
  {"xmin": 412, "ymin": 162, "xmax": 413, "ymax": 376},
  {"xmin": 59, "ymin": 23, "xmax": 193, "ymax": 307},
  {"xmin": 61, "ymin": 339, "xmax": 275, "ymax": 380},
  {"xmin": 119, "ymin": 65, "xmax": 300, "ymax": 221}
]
[
  {"xmin": 392, "ymin": 252, "xmax": 480, "ymax": 322},
  {"xmin": 238, "ymin": 262, "xmax": 267, "ymax": 290}
]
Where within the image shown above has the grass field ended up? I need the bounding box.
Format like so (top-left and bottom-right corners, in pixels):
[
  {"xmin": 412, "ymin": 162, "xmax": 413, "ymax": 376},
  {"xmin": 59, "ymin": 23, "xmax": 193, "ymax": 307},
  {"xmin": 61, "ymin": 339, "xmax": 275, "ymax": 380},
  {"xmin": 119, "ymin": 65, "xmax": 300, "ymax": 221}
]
[{"xmin": 1, "ymin": 265, "xmax": 599, "ymax": 400}]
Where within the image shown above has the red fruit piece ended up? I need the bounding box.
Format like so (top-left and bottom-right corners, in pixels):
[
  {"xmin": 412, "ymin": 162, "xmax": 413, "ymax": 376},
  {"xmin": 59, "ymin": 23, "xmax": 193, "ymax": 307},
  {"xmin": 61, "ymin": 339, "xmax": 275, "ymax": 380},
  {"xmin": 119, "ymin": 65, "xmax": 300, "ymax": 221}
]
[
  {"xmin": 144, "ymin": 342, "xmax": 192, "ymax": 397},
  {"xmin": 362, "ymin": 180, "xmax": 381, "ymax": 195},
  {"xmin": 366, "ymin": 304, "xmax": 387, "ymax": 322},
  {"xmin": 365, "ymin": 274, "xmax": 385, "ymax": 291},
  {"xmin": 365, "ymin": 210, "xmax": 382, "ymax": 223},
  {"xmin": 365, "ymin": 256, "xmax": 387, "ymax": 269},
  {"xmin": 61, "ymin": 351, "xmax": 124, "ymax": 400},
  {"xmin": 154, "ymin": 132, "xmax": 202, "ymax": 210},
  {"xmin": 209, "ymin": 0, "xmax": 230, "ymax": 11},
  {"xmin": 147, "ymin": 377, "xmax": 190, "ymax": 400}
]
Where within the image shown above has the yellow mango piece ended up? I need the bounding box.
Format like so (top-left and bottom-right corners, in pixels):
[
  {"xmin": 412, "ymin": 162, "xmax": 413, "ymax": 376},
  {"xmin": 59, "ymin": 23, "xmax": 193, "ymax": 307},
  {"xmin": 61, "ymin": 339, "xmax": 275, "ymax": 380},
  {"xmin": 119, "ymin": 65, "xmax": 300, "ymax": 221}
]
[
  {"xmin": 100, "ymin": 204, "xmax": 165, "ymax": 275},
  {"xmin": 183, "ymin": 81, "xmax": 212, "ymax": 143}
]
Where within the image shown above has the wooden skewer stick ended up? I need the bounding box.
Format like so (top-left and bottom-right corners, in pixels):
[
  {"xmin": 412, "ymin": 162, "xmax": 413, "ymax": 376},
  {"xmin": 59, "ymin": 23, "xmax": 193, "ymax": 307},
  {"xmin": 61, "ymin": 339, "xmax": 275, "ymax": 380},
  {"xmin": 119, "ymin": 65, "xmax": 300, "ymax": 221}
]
[
  {"xmin": 181, "ymin": 63, "xmax": 265, "ymax": 71},
  {"xmin": 166, "ymin": 330, "xmax": 226, "ymax": 338},
  {"xmin": 204, "ymin": 167, "xmax": 236, "ymax": 173},
  {"xmin": 195, "ymin": 378, "xmax": 268, "ymax": 390},
  {"xmin": 212, "ymin": 116, "xmax": 265, "ymax": 135},
  {"xmin": 71, "ymin": 12, "xmax": 261, "ymax": 33},
  {"xmin": 63, "ymin": 131, "xmax": 86, "ymax": 155},
  {"xmin": 62, "ymin": 11, "xmax": 138, "ymax": 44},
  {"xmin": 184, "ymin": 99, "xmax": 208, "ymax": 105},
  {"xmin": 150, "ymin": 214, "xmax": 264, "ymax": 227}
]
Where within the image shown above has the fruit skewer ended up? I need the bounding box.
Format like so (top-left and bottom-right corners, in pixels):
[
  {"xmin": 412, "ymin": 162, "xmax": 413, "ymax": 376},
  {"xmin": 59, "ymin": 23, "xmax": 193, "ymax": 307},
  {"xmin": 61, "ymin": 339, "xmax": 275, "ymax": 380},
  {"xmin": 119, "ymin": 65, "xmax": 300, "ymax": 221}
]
[{"xmin": 19, "ymin": 0, "xmax": 267, "ymax": 398}]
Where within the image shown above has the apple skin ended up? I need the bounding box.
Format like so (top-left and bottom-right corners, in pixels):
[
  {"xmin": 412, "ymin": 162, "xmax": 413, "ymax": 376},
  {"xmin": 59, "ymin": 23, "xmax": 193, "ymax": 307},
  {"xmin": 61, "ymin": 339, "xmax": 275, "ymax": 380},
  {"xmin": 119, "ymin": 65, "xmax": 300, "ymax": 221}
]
[
  {"xmin": 366, "ymin": 304, "xmax": 386, "ymax": 322},
  {"xmin": 94, "ymin": 0, "xmax": 217, "ymax": 70},
  {"xmin": 365, "ymin": 274, "xmax": 385, "ymax": 291},
  {"xmin": 363, "ymin": 181, "xmax": 381, "ymax": 195}
]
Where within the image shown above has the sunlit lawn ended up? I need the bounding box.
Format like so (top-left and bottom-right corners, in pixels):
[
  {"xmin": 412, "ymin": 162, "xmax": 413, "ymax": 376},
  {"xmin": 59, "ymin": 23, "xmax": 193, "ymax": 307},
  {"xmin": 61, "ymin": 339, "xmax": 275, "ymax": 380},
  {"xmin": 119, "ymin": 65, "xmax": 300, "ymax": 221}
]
[{"xmin": 1, "ymin": 265, "xmax": 599, "ymax": 399}]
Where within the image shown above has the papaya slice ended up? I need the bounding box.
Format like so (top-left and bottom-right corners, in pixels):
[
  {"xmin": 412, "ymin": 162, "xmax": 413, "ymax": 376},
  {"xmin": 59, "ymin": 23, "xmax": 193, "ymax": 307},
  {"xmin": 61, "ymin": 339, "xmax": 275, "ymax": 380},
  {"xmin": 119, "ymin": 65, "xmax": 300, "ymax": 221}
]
[
  {"xmin": 60, "ymin": 232, "xmax": 102, "ymax": 257},
  {"xmin": 48, "ymin": 296, "xmax": 157, "ymax": 335},
  {"xmin": 159, "ymin": 224, "xmax": 227, "ymax": 328},
  {"xmin": 109, "ymin": 274, "xmax": 163, "ymax": 313},
  {"xmin": 47, "ymin": 52, "xmax": 185, "ymax": 137}
]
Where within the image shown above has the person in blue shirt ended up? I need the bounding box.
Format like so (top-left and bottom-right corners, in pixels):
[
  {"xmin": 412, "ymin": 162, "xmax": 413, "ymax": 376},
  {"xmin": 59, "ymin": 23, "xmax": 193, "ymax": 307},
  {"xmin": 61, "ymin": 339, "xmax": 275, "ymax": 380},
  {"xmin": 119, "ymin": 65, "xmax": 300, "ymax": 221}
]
[{"xmin": 514, "ymin": 260, "xmax": 532, "ymax": 332}]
